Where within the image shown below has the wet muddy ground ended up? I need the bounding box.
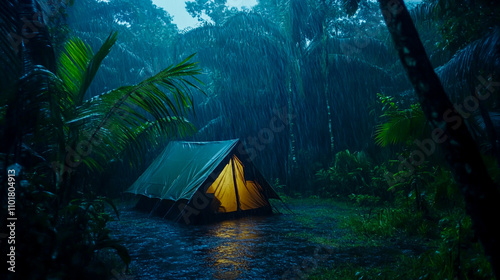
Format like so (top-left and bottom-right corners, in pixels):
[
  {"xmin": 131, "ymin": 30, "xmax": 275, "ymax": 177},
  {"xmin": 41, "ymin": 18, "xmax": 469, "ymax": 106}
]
[{"xmin": 108, "ymin": 200, "xmax": 425, "ymax": 279}]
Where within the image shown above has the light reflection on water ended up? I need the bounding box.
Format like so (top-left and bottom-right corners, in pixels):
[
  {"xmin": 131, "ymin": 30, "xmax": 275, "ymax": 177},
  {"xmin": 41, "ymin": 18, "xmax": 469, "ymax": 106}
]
[
  {"xmin": 206, "ymin": 219, "xmax": 260, "ymax": 279},
  {"xmin": 109, "ymin": 206, "xmax": 417, "ymax": 279},
  {"xmin": 109, "ymin": 209, "xmax": 317, "ymax": 279}
]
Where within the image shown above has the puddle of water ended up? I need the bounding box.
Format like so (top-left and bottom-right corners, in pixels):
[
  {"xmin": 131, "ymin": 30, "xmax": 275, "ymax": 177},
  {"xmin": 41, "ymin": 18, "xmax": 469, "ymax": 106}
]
[
  {"xmin": 109, "ymin": 204, "xmax": 424, "ymax": 279},
  {"xmin": 109, "ymin": 208, "xmax": 328, "ymax": 279}
]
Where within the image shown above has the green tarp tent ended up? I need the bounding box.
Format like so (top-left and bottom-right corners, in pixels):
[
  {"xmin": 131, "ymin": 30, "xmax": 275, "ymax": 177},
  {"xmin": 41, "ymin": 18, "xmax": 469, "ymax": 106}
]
[{"xmin": 126, "ymin": 139, "xmax": 280, "ymax": 223}]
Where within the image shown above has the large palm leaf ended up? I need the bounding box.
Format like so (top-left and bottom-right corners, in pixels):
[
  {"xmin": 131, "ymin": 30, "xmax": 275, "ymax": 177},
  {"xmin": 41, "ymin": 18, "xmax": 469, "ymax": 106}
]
[
  {"xmin": 436, "ymin": 28, "xmax": 500, "ymax": 104},
  {"xmin": 54, "ymin": 34, "xmax": 202, "ymax": 172},
  {"xmin": 58, "ymin": 32, "xmax": 118, "ymax": 105},
  {"xmin": 375, "ymin": 105, "xmax": 427, "ymax": 146},
  {"xmin": 80, "ymin": 55, "xmax": 201, "ymax": 169}
]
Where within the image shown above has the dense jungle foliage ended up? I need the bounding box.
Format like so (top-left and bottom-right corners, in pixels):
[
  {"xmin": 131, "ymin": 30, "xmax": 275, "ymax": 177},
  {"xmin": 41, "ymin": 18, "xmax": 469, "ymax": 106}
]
[{"xmin": 1, "ymin": 0, "xmax": 500, "ymax": 279}]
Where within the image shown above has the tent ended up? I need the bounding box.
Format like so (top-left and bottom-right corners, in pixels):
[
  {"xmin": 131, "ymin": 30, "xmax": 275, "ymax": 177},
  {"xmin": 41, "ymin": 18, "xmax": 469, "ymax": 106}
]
[{"xmin": 126, "ymin": 139, "xmax": 281, "ymax": 224}]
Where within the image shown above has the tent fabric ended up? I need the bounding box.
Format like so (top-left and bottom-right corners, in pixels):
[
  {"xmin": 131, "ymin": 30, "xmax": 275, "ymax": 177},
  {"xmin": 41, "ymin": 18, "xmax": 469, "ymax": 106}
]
[
  {"xmin": 206, "ymin": 157, "xmax": 238, "ymax": 213},
  {"xmin": 206, "ymin": 156, "xmax": 270, "ymax": 213},
  {"xmin": 127, "ymin": 140, "xmax": 239, "ymax": 201},
  {"xmin": 126, "ymin": 139, "xmax": 279, "ymax": 215}
]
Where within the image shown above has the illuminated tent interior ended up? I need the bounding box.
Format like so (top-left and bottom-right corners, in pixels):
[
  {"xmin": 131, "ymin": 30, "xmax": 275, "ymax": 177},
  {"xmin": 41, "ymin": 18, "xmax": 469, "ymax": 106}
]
[{"xmin": 126, "ymin": 139, "xmax": 281, "ymax": 223}]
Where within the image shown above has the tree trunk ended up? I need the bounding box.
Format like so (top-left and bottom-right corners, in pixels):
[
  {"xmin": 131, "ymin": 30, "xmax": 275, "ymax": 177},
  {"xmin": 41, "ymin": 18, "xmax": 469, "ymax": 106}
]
[
  {"xmin": 285, "ymin": 65, "xmax": 298, "ymax": 192},
  {"xmin": 377, "ymin": 0, "xmax": 500, "ymax": 277},
  {"xmin": 322, "ymin": 20, "xmax": 334, "ymax": 159}
]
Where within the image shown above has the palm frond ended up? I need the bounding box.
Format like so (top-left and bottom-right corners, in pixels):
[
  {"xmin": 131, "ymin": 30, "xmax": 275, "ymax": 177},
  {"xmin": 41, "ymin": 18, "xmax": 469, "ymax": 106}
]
[
  {"xmin": 78, "ymin": 32, "xmax": 118, "ymax": 103},
  {"xmin": 57, "ymin": 37, "xmax": 94, "ymax": 101},
  {"xmin": 375, "ymin": 105, "xmax": 427, "ymax": 146},
  {"xmin": 73, "ymin": 54, "xmax": 202, "ymax": 170},
  {"xmin": 15, "ymin": 65, "xmax": 70, "ymax": 159},
  {"xmin": 436, "ymin": 27, "xmax": 500, "ymax": 104},
  {"xmin": 57, "ymin": 32, "xmax": 118, "ymax": 105},
  {"xmin": 409, "ymin": 2, "xmax": 439, "ymax": 26},
  {"xmin": 121, "ymin": 117, "xmax": 196, "ymax": 166}
]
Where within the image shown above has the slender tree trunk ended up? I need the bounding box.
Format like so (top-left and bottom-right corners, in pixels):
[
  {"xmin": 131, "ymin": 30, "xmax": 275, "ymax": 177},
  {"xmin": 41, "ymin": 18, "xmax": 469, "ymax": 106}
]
[
  {"xmin": 283, "ymin": 0, "xmax": 299, "ymax": 193},
  {"xmin": 377, "ymin": 0, "xmax": 500, "ymax": 277},
  {"xmin": 322, "ymin": 21, "xmax": 334, "ymax": 159},
  {"xmin": 285, "ymin": 65, "xmax": 297, "ymax": 192}
]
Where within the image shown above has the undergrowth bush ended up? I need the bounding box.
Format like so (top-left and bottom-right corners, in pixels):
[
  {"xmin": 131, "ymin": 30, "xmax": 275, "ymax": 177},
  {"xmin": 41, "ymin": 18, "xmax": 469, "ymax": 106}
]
[
  {"xmin": 335, "ymin": 163, "xmax": 494, "ymax": 279},
  {"xmin": 315, "ymin": 150, "xmax": 389, "ymax": 201},
  {"xmin": 341, "ymin": 207, "xmax": 430, "ymax": 238},
  {"xmin": 7, "ymin": 171, "xmax": 130, "ymax": 279}
]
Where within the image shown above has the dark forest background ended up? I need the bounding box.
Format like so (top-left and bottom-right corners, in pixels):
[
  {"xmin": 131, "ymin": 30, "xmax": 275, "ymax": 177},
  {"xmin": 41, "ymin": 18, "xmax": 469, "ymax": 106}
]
[{"xmin": 1, "ymin": 0, "xmax": 499, "ymax": 279}]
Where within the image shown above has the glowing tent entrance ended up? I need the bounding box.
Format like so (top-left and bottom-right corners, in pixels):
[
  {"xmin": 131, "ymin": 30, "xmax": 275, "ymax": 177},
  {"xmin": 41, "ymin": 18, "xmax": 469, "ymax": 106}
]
[{"xmin": 126, "ymin": 139, "xmax": 280, "ymax": 223}]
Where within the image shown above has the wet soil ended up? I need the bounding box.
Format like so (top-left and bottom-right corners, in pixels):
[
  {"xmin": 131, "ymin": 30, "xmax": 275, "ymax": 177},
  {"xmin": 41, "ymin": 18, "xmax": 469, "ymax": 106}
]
[{"xmin": 108, "ymin": 199, "xmax": 425, "ymax": 279}]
